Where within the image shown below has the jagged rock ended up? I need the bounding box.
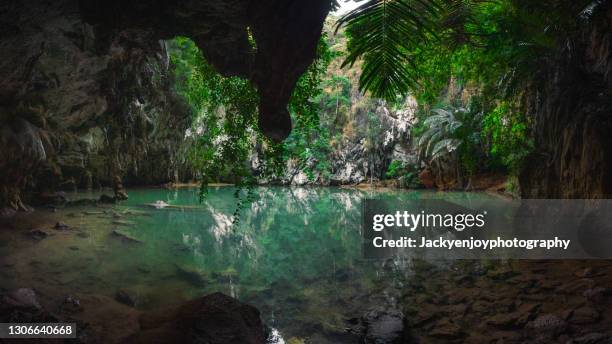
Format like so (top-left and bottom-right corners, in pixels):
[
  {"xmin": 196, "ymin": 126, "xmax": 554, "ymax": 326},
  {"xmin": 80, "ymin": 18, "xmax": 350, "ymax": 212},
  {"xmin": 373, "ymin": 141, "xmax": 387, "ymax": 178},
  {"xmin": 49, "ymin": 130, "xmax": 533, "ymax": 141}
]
[{"xmin": 126, "ymin": 292, "xmax": 266, "ymax": 344}]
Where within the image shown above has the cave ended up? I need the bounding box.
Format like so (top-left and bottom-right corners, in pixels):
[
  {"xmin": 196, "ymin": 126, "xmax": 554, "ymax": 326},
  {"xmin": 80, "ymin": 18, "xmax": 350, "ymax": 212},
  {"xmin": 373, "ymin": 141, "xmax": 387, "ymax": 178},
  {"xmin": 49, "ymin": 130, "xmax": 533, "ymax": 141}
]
[{"xmin": 1, "ymin": 0, "xmax": 612, "ymax": 343}]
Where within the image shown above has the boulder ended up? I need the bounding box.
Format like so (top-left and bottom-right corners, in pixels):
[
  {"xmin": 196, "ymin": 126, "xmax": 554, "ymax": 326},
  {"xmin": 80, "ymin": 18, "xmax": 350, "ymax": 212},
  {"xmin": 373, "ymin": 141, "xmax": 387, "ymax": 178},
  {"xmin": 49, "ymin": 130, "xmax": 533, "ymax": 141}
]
[
  {"xmin": 361, "ymin": 307, "xmax": 406, "ymax": 344},
  {"xmin": 27, "ymin": 228, "xmax": 50, "ymax": 240},
  {"xmin": 125, "ymin": 292, "xmax": 266, "ymax": 344}
]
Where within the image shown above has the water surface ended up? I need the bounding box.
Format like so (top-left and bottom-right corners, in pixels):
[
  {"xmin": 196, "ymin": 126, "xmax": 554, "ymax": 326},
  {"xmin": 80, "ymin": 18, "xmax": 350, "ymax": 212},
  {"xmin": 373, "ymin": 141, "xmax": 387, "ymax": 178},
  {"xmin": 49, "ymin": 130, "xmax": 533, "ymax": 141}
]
[{"xmin": 0, "ymin": 187, "xmax": 503, "ymax": 342}]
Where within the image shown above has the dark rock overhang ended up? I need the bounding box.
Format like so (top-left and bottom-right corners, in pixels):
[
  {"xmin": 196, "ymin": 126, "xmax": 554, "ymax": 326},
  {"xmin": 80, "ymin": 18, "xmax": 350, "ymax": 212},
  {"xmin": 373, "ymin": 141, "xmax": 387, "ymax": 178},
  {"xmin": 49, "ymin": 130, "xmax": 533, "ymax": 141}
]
[{"xmin": 79, "ymin": 0, "xmax": 333, "ymax": 141}]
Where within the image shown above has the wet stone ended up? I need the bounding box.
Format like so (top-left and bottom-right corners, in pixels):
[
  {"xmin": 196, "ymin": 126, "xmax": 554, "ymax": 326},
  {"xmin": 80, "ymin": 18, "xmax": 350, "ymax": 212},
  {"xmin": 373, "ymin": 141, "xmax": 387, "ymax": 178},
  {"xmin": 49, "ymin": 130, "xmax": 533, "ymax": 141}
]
[
  {"xmin": 525, "ymin": 314, "xmax": 567, "ymax": 337},
  {"xmin": 361, "ymin": 307, "xmax": 406, "ymax": 344},
  {"xmin": 175, "ymin": 264, "xmax": 208, "ymax": 287},
  {"xmin": 112, "ymin": 220, "xmax": 136, "ymax": 227},
  {"xmin": 112, "ymin": 229, "xmax": 143, "ymax": 244},
  {"xmin": 27, "ymin": 228, "xmax": 50, "ymax": 240},
  {"xmin": 54, "ymin": 222, "xmax": 70, "ymax": 230},
  {"xmin": 115, "ymin": 289, "xmax": 137, "ymax": 307},
  {"xmin": 571, "ymin": 333, "xmax": 610, "ymax": 344},
  {"xmin": 569, "ymin": 307, "xmax": 600, "ymax": 325},
  {"xmin": 429, "ymin": 319, "xmax": 463, "ymax": 340},
  {"xmin": 583, "ymin": 287, "xmax": 606, "ymax": 303},
  {"xmin": 2, "ymin": 288, "xmax": 41, "ymax": 310}
]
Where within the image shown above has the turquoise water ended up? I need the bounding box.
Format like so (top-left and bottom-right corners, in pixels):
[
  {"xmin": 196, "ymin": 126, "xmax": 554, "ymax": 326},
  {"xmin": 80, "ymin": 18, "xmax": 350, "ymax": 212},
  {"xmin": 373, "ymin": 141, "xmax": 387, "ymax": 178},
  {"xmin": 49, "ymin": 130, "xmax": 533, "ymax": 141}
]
[{"xmin": 0, "ymin": 187, "xmax": 502, "ymax": 342}]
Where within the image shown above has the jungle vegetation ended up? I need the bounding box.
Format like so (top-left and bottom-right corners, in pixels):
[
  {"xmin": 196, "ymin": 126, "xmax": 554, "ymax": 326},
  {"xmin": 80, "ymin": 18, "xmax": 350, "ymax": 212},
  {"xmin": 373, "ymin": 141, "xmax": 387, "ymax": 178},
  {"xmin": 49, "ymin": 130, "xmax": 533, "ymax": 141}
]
[{"xmin": 168, "ymin": 0, "xmax": 603, "ymax": 197}]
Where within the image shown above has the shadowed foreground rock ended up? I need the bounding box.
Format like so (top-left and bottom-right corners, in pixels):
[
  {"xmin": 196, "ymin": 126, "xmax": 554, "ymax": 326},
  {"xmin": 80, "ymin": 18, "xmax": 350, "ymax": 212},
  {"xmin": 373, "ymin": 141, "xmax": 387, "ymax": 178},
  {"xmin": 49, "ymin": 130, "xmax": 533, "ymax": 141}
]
[{"xmin": 124, "ymin": 292, "xmax": 266, "ymax": 344}]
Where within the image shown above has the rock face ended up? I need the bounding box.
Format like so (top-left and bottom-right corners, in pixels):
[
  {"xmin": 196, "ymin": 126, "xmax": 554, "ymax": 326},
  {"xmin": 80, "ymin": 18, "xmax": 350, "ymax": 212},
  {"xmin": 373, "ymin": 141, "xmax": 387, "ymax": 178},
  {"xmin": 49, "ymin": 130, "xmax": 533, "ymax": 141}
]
[
  {"xmin": 127, "ymin": 292, "xmax": 266, "ymax": 344},
  {"xmin": 267, "ymin": 95, "xmax": 419, "ymax": 186},
  {"xmin": 78, "ymin": 0, "xmax": 332, "ymax": 143},
  {"xmin": 519, "ymin": 3, "xmax": 612, "ymax": 198},
  {"xmin": 0, "ymin": 0, "xmax": 332, "ymax": 209}
]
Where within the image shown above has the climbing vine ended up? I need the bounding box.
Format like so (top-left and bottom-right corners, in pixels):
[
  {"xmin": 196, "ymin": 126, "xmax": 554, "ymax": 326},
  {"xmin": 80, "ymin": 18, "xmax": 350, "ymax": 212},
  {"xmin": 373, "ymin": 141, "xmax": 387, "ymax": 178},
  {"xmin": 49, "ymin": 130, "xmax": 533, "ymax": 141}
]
[{"xmin": 169, "ymin": 35, "xmax": 332, "ymax": 221}]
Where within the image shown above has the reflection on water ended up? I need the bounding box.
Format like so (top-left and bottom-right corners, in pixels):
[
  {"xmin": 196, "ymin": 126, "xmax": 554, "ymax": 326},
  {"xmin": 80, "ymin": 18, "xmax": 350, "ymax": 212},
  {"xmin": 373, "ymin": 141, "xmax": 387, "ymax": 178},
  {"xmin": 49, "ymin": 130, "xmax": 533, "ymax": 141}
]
[{"xmin": 0, "ymin": 187, "xmax": 501, "ymax": 342}]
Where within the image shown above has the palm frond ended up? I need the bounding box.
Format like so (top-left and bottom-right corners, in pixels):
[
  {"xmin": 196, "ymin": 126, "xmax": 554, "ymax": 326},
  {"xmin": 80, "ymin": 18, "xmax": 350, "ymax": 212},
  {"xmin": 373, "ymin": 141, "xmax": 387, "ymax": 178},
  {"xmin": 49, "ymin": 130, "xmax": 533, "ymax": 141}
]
[{"xmin": 337, "ymin": 0, "xmax": 442, "ymax": 101}]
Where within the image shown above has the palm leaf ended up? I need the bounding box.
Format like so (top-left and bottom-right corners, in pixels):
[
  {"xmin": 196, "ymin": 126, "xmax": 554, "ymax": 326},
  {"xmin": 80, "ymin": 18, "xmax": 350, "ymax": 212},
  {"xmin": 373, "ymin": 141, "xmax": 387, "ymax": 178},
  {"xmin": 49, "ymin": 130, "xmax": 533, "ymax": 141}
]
[{"xmin": 337, "ymin": 0, "xmax": 442, "ymax": 101}]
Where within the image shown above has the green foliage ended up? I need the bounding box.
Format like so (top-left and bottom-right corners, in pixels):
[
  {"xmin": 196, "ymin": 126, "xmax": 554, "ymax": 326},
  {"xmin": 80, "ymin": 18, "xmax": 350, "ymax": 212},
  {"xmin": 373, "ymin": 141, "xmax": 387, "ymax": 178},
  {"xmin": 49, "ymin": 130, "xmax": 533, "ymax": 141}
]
[
  {"xmin": 284, "ymin": 35, "xmax": 335, "ymax": 182},
  {"xmin": 386, "ymin": 160, "xmax": 421, "ymax": 188},
  {"xmin": 339, "ymin": 0, "xmax": 556, "ymax": 176},
  {"xmin": 385, "ymin": 160, "xmax": 403, "ymax": 179},
  {"xmin": 337, "ymin": 0, "xmax": 441, "ymax": 101},
  {"xmin": 169, "ymin": 35, "xmax": 333, "ymax": 217},
  {"xmin": 417, "ymin": 104, "xmax": 484, "ymax": 176},
  {"xmin": 340, "ymin": 0, "xmax": 593, "ymax": 102},
  {"xmin": 482, "ymin": 101, "xmax": 533, "ymax": 173}
]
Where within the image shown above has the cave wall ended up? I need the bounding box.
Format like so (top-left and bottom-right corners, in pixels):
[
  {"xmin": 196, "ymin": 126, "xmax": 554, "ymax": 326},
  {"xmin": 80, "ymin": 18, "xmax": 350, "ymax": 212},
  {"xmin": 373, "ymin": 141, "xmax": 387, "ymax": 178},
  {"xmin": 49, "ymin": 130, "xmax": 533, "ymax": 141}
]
[
  {"xmin": 0, "ymin": 1, "xmax": 193, "ymax": 210},
  {"xmin": 519, "ymin": 4, "xmax": 612, "ymax": 199},
  {"xmin": 0, "ymin": 0, "xmax": 331, "ymax": 210}
]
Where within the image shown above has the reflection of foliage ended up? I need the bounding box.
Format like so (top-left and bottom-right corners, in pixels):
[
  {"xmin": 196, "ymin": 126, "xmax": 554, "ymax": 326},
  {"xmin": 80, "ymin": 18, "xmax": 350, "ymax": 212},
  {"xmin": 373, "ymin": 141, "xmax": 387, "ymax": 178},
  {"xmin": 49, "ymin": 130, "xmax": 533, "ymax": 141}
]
[{"xmin": 169, "ymin": 36, "xmax": 261, "ymax": 221}]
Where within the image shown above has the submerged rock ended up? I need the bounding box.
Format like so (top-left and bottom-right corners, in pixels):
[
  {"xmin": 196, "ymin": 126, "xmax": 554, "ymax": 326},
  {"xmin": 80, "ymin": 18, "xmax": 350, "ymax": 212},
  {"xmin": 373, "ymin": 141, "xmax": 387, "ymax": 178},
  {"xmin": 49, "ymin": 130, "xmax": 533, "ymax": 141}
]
[
  {"xmin": 175, "ymin": 264, "xmax": 208, "ymax": 287},
  {"xmin": 126, "ymin": 292, "xmax": 266, "ymax": 344},
  {"xmin": 0, "ymin": 207, "xmax": 17, "ymax": 222},
  {"xmin": 0, "ymin": 288, "xmax": 57, "ymax": 323},
  {"xmin": 1, "ymin": 288, "xmax": 41, "ymax": 310},
  {"xmin": 429, "ymin": 319, "xmax": 463, "ymax": 340},
  {"xmin": 361, "ymin": 307, "xmax": 406, "ymax": 344},
  {"xmin": 83, "ymin": 210, "xmax": 105, "ymax": 215},
  {"xmin": 54, "ymin": 221, "xmax": 70, "ymax": 230},
  {"xmin": 36, "ymin": 191, "xmax": 67, "ymax": 206},
  {"xmin": 112, "ymin": 230, "xmax": 143, "ymax": 244},
  {"xmin": 570, "ymin": 307, "xmax": 600, "ymax": 325},
  {"xmin": 99, "ymin": 195, "xmax": 117, "ymax": 204},
  {"xmin": 112, "ymin": 220, "xmax": 136, "ymax": 227},
  {"xmin": 571, "ymin": 333, "xmax": 610, "ymax": 344},
  {"xmin": 525, "ymin": 314, "xmax": 567, "ymax": 338},
  {"xmin": 116, "ymin": 289, "xmax": 137, "ymax": 307},
  {"xmin": 27, "ymin": 228, "xmax": 50, "ymax": 240}
]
